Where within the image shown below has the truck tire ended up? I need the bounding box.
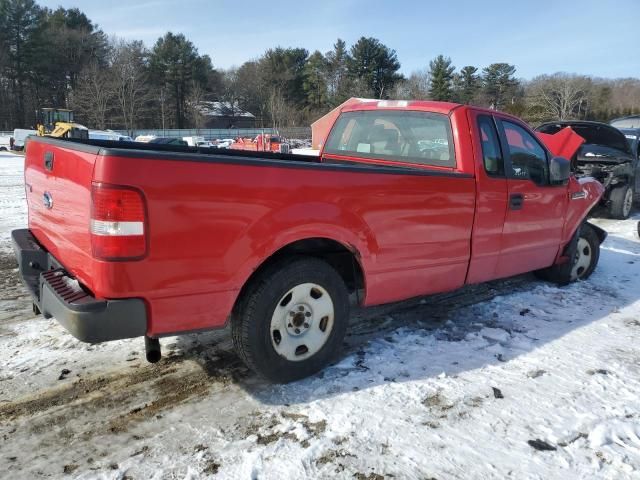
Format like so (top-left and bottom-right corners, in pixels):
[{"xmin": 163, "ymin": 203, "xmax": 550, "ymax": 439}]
[
  {"xmin": 535, "ymin": 223, "xmax": 600, "ymax": 285},
  {"xmin": 231, "ymin": 256, "xmax": 349, "ymax": 383},
  {"xmin": 609, "ymin": 185, "xmax": 634, "ymax": 219}
]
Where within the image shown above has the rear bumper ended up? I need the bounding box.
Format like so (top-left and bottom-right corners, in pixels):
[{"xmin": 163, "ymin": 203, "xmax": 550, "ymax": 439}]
[{"xmin": 11, "ymin": 228, "xmax": 147, "ymax": 343}]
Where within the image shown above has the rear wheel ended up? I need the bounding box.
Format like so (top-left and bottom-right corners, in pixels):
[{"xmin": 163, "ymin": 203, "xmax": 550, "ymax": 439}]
[
  {"xmin": 609, "ymin": 185, "xmax": 634, "ymax": 219},
  {"xmin": 535, "ymin": 224, "xmax": 600, "ymax": 285},
  {"xmin": 231, "ymin": 256, "xmax": 349, "ymax": 383}
]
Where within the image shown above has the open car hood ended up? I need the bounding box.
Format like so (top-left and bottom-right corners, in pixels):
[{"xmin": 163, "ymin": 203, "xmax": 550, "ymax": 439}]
[{"xmin": 536, "ymin": 127, "xmax": 585, "ymax": 161}]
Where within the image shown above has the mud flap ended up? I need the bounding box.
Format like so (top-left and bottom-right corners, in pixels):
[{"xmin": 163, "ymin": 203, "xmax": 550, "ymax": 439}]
[
  {"xmin": 586, "ymin": 222, "xmax": 607, "ymax": 245},
  {"xmin": 557, "ymin": 221, "xmax": 605, "ymax": 267}
]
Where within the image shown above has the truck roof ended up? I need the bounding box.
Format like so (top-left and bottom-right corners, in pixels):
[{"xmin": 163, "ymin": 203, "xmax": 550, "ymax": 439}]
[
  {"xmin": 340, "ymin": 99, "xmax": 461, "ymax": 115},
  {"xmin": 339, "ymin": 100, "xmax": 525, "ymax": 122}
]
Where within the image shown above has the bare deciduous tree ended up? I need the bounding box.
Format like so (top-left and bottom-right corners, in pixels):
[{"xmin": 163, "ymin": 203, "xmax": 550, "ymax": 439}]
[
  {"xmin": 609, "ymin": 78, "xmax": 640, "ymax": 114},
  {"xmin": 110, "ymin": 39, "xmax": 149, "ymax": 135},
  {"xmin": 70, "ymin": 62, "xmax": 112, "ymax": 129},
  {"xmin": 269, "ymin": 88, "xmax": 297, "ymax": 128},
  {"xmin": 186, "ymin": 80, "xmax": 207, "ymax": 131},
  {"xmin": 527, "ymin": 74, "xmax": 592, "ymax": 121}
]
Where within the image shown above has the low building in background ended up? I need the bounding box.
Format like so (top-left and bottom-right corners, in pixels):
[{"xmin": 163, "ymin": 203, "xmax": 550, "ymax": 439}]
[{"xmin": 197, "ymin": 101, "xmax": 256, "ymax": 129}]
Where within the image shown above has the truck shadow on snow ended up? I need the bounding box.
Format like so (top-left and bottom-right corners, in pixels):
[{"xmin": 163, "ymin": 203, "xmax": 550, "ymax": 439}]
[{"xmin": 173, "ymin": 228, "xmax": 640, "ymax": 406}]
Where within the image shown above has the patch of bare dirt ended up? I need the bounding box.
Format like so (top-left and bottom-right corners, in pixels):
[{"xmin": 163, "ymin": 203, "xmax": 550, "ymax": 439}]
[
  {"xmin": 353, "ymin": 473, "xmax": 385, "ymax": 480},
  {"xmin": 0, "ymin": 350, "xmax": 248, "ymax": 439},
  {"xmin": 316, "ymin": 448, "xmax": 356, "ymax": 466},
  {"xmin": 0, "ymin": 252, "xmax": 20, "ymax": 285}
]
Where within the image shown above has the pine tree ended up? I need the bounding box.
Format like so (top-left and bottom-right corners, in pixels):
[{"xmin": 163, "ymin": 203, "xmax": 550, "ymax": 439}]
[
  {"xmin": 303, "ymin": 50, "xmax": 328, "ymax": 110},
  {"xmin": 325, "ymin": 39, "xmax": 349, "ymax": 105},
  {"xmin": 260, "ymin": 47, "xmax": 309, "ymax": 107},
  {"xmin": 428, "ymin": 55, "xmax": 455, "ymax": 101},
  {"xmin": 0, "ymin": 0, "xmax": 43, "ymax": 126},
  {"xmin": 454, "ymin": 65, "xmax": 479, "ymax": 104},
  {"xmin": 149, "ymin": 32, "xmax": 212, "ymax": 128},
  {"xmin": 347, "ymin": 37, "xmax": 401, "ymax": 99},
  {"xmin": 482, "ymin": 63, "xmax": 517, "ymax": 110}
]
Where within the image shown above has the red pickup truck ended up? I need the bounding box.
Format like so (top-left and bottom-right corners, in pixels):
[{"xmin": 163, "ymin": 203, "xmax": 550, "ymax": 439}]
[{"xmin": 13, "ymin": 101, "xmax": 605, "ymax": 382}]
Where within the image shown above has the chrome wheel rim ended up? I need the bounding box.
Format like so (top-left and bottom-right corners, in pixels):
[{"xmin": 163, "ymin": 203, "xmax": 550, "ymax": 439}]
[
  {"xmin": 571, "ymin": 237, "xmax": 592, "ymax": 281},
  {"xmin": 623, "ymin": 188, "xmax": 633, "ymax": 217},
  {"xmin": 270, "ymin": 283, "xmax": 334, "ymax": 362}
]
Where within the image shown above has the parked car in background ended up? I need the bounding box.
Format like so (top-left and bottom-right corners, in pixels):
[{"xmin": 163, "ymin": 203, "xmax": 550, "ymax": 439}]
[
  {"xmin": 89, "ymin": 130, "xmax": 133, "ymax": 142},
  {"xmin": 182, "ymin": 136, "xmax": 205, "ymax": 147},
  {"xmin": 148, "ymin": 137, "xmax": 188, "ymax": 146},
  {"xmin": 215, "ymin": 138, "xmax": 235, "ymax": 149},
  {"xmin": 0, "ymin": 135, "xmax": 11, "ymax": 151},
  {"xmin": 611, "ymin": 115, "xmax": 640, "ymax": 160},
  {"xmin": 12, "ymin": 129, "xmax": 37, "ymax": 151},
  {"xmin": 536, "ymin": 121, "xmax": 639, "ymax": 219},
  {"xmin": 134, "ymin": 135, "xmax": 157, "ymax": 143}
]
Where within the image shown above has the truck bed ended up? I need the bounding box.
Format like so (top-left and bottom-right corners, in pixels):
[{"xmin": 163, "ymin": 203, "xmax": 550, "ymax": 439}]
[
  {"xmin": 45, "ymin": 137, "xmax": 463, "ymax": 175},
  {"xmin": 24, "ymin": 136, "xmax": 476, "ymax": 336},
  {"xmin": 41, "ymin": 136, "xmax": 322, "ymax": 163}
]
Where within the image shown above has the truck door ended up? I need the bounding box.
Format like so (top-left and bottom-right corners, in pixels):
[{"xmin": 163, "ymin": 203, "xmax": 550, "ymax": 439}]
[
  {"xmin": 494, "ymin": 117, "xmax": 568, "ymax": 277},
  {"xmin": 466, "ymin": 113, "xmax": 509, "ymax": 283}
]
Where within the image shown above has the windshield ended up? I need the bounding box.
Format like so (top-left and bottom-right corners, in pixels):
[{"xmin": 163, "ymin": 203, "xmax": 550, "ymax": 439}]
[{"xmin": 619, "ymin": 130, "xmax": 638, "ymax": 150}]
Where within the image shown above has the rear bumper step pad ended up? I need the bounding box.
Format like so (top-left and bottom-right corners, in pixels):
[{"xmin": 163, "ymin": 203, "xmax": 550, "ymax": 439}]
[{"xmin": 11, "ymin": 228, "xmax": 147, "ymax": 343}]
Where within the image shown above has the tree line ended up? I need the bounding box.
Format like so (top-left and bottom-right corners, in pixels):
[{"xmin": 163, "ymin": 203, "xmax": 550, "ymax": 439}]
[{"xmin": 1, "ymin": 0, "xmax": 639, "ymax": 133}]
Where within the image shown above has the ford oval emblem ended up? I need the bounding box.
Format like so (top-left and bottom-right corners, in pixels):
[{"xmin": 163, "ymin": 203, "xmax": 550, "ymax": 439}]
[{"xmin": 43, "ymin": 192, "xmax": 53, "ymax": 209}]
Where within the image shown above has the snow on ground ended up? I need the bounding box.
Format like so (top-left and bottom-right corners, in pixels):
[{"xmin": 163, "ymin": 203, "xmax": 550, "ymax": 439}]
[
  {"xmin": 0, "ymin": 152, "xmax": 25, "ymax": 254},
  {"xmin": 1, "ymin": 152, "xmax": 640, "ymax": 479}
]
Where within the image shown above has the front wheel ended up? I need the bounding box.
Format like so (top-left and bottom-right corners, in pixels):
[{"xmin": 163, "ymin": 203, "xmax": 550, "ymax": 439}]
[
  {"xmin": 231, "ymin": 256, "xmax": 349, "ymax": 383},
  {"xmin": 535, "ymin": 224, "xmax": 601, "ymax": 285},
  {"xmin": 609, "ymin": 185, "xmax": 634, "ymax": 219}
]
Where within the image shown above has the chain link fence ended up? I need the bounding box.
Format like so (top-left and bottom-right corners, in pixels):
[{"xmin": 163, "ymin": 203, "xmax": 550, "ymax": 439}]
[
  {"xmin": 114, "ymin": 127, "xmax": 312, "ymax": 141},
  {"xmin": 0, "ymin": 128, "xmax": 313, "ymax": 142}
]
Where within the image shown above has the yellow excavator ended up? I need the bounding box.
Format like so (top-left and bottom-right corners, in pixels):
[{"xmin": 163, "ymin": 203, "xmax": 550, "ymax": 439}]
[{"xmin": 36, "ymin": 108, "xmax": 89, "ymax": 139}]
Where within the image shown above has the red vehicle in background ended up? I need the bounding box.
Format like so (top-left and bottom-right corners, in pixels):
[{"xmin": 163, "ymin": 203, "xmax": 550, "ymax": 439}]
[
  {"xmin": 13, "ymin": 100, "xmax": 605, "ymax": 383},
  {"xmin": 230, "ymin": 133, "xmax": 290, "ymax": 153}
]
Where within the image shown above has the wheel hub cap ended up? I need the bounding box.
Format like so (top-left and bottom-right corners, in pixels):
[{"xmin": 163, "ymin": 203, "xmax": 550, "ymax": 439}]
[
  {"xmin": 286, "ymin": 304, "xmax": 312, "ymax": 335},
  {"xmin": 623, "ymin": 188, "xmax": 633, "ymax": 216},
  {"xmin": 570, "ymin": 237, "xmax": 592, "ymax": 281},
  {"xmin": 270, "ymin": 283, "xmax": 335, "ymax": 362}
]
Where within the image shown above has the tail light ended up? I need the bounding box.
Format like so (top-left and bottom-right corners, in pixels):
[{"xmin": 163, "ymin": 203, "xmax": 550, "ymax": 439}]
[{"xmin": 90, "ymin": 182, "xmax": 148, "ymax": 260}]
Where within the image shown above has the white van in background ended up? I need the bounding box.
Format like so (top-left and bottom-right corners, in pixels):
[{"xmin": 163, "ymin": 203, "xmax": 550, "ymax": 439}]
[
  {"xmin": 12, "ymin": 129, "xmax": 37, "ymax": 151},
  {"xmin": 0, "ymin": 135, "xmax": 11, "ymax": 151},
  {"xmin": 182, "ymin": 136, "xmax": 205, "ymax": 147}
]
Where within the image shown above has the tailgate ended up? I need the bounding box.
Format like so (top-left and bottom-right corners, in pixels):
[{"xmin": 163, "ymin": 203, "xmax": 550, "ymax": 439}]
[{"xmin": 25, "ymin": 138, "xmax": 99, "ymax": 291}]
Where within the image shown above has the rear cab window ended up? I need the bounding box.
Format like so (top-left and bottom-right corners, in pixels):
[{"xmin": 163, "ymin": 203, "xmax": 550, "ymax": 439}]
[
  {"xmin": 477, "ymin": 115, "xmax": 504, "ymax": 177},
  {"xmin": 324, "ymin": 110, "xmax": 456, "ymax": 168}
]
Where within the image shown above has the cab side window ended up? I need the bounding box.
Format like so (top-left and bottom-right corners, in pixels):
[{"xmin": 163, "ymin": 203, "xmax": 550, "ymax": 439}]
[
  {"xmin": 478, "ymin": 115, "xmax": 504, "ymax": 176},
  {"xmin": 502, "ymin": 121, "xmax": 549, "ymax": 185}
]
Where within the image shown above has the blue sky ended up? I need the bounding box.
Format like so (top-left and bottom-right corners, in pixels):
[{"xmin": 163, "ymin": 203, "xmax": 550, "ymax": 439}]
[{"xmin": 40, "ymin": 0, "xmax": 639, "ymax": 79}]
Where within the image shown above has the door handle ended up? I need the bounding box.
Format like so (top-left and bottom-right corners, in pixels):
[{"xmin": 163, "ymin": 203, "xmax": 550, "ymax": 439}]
[
  {"xmin": 44, "ymin": 151, "xmax": 54, "ymax": 171},
  {"xmin": 509, "ymin": 193, "xmax": 524, "ymax": 210}
]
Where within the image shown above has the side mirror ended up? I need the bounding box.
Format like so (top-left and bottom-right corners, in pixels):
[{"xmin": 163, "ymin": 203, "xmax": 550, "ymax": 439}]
[{"xmin": 549, "ymin": 156, "xmax": 571, "ymax": 185}]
